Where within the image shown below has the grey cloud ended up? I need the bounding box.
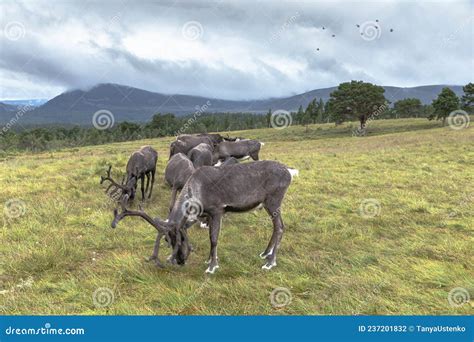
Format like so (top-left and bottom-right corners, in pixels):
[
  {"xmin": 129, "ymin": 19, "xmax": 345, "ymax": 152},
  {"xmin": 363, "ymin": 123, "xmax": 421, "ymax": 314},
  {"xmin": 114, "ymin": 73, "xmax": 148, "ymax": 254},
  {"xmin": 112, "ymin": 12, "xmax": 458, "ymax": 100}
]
[{"xmin": 0, "ymin": 0, "xmax": 472, "ymax": 100}]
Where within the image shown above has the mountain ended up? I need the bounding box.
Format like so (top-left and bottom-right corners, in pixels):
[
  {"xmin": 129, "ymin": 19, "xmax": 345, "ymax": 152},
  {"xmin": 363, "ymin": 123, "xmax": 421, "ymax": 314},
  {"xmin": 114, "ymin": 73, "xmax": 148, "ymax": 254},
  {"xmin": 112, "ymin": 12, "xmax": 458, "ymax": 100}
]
[
  {"xmin": 4, "ymin": 83, "xmax": 465, "ymax": 125},
  {"xmin": 2, "ymin": 99, "xmax": 48, "ymax": 107}
]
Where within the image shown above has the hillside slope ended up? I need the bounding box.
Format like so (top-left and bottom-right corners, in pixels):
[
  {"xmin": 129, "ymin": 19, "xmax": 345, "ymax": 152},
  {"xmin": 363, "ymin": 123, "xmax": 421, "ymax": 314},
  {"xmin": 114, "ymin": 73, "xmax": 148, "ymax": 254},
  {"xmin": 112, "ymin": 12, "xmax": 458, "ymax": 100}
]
[{"xmin": 0, "ymin": 118, "xmax": 472, "ymax": 315}]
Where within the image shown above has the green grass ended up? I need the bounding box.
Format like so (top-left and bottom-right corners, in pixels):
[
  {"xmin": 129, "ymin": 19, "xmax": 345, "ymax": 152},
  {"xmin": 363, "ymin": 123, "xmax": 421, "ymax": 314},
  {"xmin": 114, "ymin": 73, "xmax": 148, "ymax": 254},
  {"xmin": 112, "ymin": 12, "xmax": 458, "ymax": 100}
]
[{"xmin": 0, "ymin": 118, "xmax": 473, "ymax": 315}]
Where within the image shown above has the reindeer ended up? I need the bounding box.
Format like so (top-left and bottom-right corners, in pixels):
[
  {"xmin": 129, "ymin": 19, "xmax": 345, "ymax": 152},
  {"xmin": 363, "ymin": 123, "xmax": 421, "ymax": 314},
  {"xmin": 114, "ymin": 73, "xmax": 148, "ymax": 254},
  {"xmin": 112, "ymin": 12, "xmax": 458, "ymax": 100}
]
[
  {"xmin": 164, "ymin": 153, "xmax": 195, "ymax": 212},
  {"xmin": 214, "ymin": 139, "xmax": 263, "ymax": 162},
  {"xmin": 169, "ymin": 135, "xmax": 213, "ymax": 159},
  {"xmin": 187, "ymin": 143, "xmax": 214, "ymax": 168},
  {"xmin": 111, "ymin": 160, "xmax": 298, "ymax": 273},
  {"xmin": 101, "ymin": 145, "xmax": 158, "ymax": 202}
]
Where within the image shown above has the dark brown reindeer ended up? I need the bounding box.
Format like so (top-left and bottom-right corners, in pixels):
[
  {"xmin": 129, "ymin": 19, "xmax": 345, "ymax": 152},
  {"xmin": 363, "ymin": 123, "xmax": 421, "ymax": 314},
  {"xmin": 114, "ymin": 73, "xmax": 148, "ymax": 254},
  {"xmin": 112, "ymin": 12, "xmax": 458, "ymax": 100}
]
[
  {"xmin": 111, "ymin": 160, "xmax": 298, "ymax": 273},
  {"xmin": 101, "ymin": 145, "xmax": 158, "ymax": 202}
]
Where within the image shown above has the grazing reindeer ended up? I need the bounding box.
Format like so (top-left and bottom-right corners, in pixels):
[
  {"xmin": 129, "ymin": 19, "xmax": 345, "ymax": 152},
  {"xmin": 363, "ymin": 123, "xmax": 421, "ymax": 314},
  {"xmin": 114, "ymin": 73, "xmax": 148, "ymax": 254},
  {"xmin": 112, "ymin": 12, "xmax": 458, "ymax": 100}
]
[
  {"xmin": 111, "ymin": 160, "xmax": 298, "ymax": 273},
  {"xmin": 164, "ymin": 153, "xmax": 195, "ymax": 211},
  {"xmin": 215, "ymin": 139, "xmax": 263, "ymax": 161},
  {"xmin": 187, "ymin": 143, "xmax": 214, "ymax": 168},
  {"xmin": 170, "ymin": 135, "xmax": 213, "ymax": 158},
  {"xmin": 101, "ymin": 145, "xmax": 158, "ymax": 201}
]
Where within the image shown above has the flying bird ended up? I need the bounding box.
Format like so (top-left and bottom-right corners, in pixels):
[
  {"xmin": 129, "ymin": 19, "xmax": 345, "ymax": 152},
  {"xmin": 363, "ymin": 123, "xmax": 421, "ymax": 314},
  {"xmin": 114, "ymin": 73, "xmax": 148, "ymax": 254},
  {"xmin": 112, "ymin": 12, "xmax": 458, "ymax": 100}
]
[
  {"xmin": 375, "ymin": 19, "xmax": 379, "ymax": 22},
  {"xmin": 322, "ymin": 26, "xmax": 325, "ymax": 30},
  {"xmin": 390, "ymin": 28, "xmax": 394, "ymax": 32},
  {"xmin": 356, "ymin": 24, "xmax": 360, "ymax": 28},
  {"xmin": 332, "ymin": 34, "xmax": 335, "ymax": 37}
]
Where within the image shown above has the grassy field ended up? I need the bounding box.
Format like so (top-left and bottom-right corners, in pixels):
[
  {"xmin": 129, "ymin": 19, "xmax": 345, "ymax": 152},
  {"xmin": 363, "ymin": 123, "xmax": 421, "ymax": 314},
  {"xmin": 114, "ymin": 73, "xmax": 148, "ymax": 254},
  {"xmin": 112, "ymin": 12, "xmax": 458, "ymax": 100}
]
[{"xmin": 0, "ymin": 118, "xmax": 472, "ymax": 315}]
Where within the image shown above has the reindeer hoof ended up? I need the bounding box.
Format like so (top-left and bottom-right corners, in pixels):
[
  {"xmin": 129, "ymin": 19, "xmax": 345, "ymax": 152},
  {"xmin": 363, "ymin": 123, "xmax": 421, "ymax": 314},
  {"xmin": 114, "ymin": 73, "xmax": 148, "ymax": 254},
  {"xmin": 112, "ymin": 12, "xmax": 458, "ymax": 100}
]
[
  {"xmin": 154, "ymin": 260, "xmax": 165, "ymax": 268},
  {"xmin": 146, "ymin": 255, "xmax": 157, "ymax": 262},
  {"xmin": 205, "ymin": 264, "xmax": 219, "ymax": 274},
  {"xmin": 261, "ymin": 261, "xmax": 277, "ymax": 270},
  {"xmin": 200, "ymin": 222, "xmax": 209, "ymax": 229}
]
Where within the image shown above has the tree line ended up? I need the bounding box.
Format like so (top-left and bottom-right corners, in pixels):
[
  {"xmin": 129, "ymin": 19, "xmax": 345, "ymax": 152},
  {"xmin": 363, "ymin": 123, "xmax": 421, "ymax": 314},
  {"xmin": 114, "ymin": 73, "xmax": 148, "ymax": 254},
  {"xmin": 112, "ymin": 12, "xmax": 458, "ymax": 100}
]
[{"xmin": 1, "ymin": 82, "xmax": 472, "ymax": 154}]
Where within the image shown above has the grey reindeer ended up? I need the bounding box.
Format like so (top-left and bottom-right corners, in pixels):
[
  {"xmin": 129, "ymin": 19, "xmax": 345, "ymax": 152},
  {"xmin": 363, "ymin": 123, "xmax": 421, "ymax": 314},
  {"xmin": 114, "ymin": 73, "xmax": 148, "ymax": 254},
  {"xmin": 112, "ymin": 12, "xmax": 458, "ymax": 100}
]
[
  {"xmin": 214, "ymin": 139, "xmax": 263, "ymax": 162},
  {"xmin": 164, "ymin": 153, "xmax": 195, "ymax": 212},
  {"xmin": 111, "ymin": 160, "xmax": 298, "ymax": 273},
  {"xmin": 101, "ymin": 145, "xmax": 158, "ymax": 202}
]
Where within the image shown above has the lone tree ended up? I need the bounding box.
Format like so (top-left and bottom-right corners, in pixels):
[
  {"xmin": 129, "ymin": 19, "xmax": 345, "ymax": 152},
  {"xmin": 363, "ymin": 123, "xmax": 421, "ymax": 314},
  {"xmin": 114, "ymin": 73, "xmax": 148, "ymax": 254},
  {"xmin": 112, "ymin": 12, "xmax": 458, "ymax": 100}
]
[
  {"xmin": 393, "ymin": 98, "xmax": 423, "ymax": 118},
  {"xmin": 327, "ymin": 81, "xmax": 387, "ymax": 129},
  {"xmin": 461, "ymin": 82, "xmax": 474, "ymax": 114},
  {"xmin": 431, "ymin": 87, "xmax": 459, "ymax": 125}
]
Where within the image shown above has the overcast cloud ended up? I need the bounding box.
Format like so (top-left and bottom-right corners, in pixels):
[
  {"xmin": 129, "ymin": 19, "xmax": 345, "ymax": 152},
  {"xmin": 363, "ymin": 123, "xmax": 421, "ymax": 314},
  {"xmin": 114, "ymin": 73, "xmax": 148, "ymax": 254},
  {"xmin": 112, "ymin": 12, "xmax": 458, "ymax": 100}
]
[{"xmin": 0, "ymin": 0, "xmax": 472, "ymax": 100}]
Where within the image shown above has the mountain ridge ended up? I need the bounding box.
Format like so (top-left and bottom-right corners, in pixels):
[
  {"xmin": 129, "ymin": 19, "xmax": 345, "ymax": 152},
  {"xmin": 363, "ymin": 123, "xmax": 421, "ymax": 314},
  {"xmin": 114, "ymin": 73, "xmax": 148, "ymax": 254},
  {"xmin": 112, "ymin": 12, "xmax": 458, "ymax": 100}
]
[{"xmin": 1, "ymin": 83, "xmax": 465, "ymax": 125}]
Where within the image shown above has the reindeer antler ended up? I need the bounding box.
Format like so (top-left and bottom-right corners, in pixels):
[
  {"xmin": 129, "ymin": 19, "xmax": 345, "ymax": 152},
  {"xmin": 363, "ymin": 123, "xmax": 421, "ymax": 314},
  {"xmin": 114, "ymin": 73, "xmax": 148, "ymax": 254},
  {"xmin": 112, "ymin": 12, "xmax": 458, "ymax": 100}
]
[
  {"xmin": 100, "ymin": 166, "xmax": 127, "ymax": 198},
  {"xmin": 111, "ymin": 195, "xmax": 169, "ymax": 234}
]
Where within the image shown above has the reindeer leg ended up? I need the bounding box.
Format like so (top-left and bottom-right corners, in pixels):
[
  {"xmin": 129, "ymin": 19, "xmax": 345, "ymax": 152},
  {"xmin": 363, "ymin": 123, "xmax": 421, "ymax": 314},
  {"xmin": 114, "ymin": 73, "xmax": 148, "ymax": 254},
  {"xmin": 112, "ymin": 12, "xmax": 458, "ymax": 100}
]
[
  {"xmin": 205, "ymin": 213, "xmax": 222, "ymax": 274},
  {"xmin": 148, "ymin": 169, "xmax": 155, "ymax": 199},
  {"xmin": 140, "ymin": 176, "xmax": 145, "ymax": 201},
  {"xmin": 147, "ymin": 232, "xmax": 164, "ymax": 268},
  {"xmin": 261, "ymin": 201, "xmax": 285, "ymax": 270},
  {"xmin": 145, "ymin": 172, "xmax": 150, "ymax": 195},
  {"xmin": 169, "ymin": 187, "xmax": 178, "ymax": 212}
]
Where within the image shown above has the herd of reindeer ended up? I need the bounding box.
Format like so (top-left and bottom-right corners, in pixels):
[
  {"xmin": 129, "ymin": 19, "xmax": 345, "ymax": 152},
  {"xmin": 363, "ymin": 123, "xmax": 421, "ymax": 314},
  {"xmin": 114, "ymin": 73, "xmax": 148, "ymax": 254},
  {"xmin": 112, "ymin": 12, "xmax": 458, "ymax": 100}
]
[{"xmin": 100, "ymin": 133, "xmax": 298, "ymax": 274}]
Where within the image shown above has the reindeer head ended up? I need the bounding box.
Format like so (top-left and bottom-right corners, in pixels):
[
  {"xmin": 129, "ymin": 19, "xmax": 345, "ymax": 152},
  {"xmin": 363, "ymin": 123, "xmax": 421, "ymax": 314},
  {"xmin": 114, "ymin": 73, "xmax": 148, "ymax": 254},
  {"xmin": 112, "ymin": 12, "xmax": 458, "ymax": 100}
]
[
  {"xmin": 100, "ymin": 166, "xmax": 136, "ymax": 203},
  {"xmin": 111, "ymin": 196, "xmax": 192, "ymax": 265}
]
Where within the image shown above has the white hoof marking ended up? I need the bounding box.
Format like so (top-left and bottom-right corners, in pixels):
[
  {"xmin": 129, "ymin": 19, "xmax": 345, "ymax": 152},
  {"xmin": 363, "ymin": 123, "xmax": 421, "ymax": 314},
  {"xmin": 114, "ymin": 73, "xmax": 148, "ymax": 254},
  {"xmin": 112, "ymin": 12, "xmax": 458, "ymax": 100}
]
[
  {"xmin": 261, "ymin": 262, "xmax": 276, "ymax": 270},
  {"xmin": 205, "ymin": 265, "xmax": 219, "ymax": 274}
]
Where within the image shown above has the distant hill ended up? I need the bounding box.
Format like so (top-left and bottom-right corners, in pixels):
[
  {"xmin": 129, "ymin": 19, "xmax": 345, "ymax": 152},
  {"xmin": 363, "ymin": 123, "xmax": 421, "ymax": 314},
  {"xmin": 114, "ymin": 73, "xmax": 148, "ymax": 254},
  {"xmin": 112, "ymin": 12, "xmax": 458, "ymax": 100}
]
[{"xmin": 3, "ymin": 83, "xmax": 465, "ymax": 125}]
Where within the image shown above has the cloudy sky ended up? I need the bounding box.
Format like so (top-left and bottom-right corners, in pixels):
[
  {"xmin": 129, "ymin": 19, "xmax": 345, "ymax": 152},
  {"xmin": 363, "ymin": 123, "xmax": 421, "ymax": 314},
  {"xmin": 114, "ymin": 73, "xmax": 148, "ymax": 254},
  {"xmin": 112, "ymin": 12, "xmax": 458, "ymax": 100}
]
[{"xmin": 0, "ymin": 0, "xmax": 472, "ymax": 100}]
